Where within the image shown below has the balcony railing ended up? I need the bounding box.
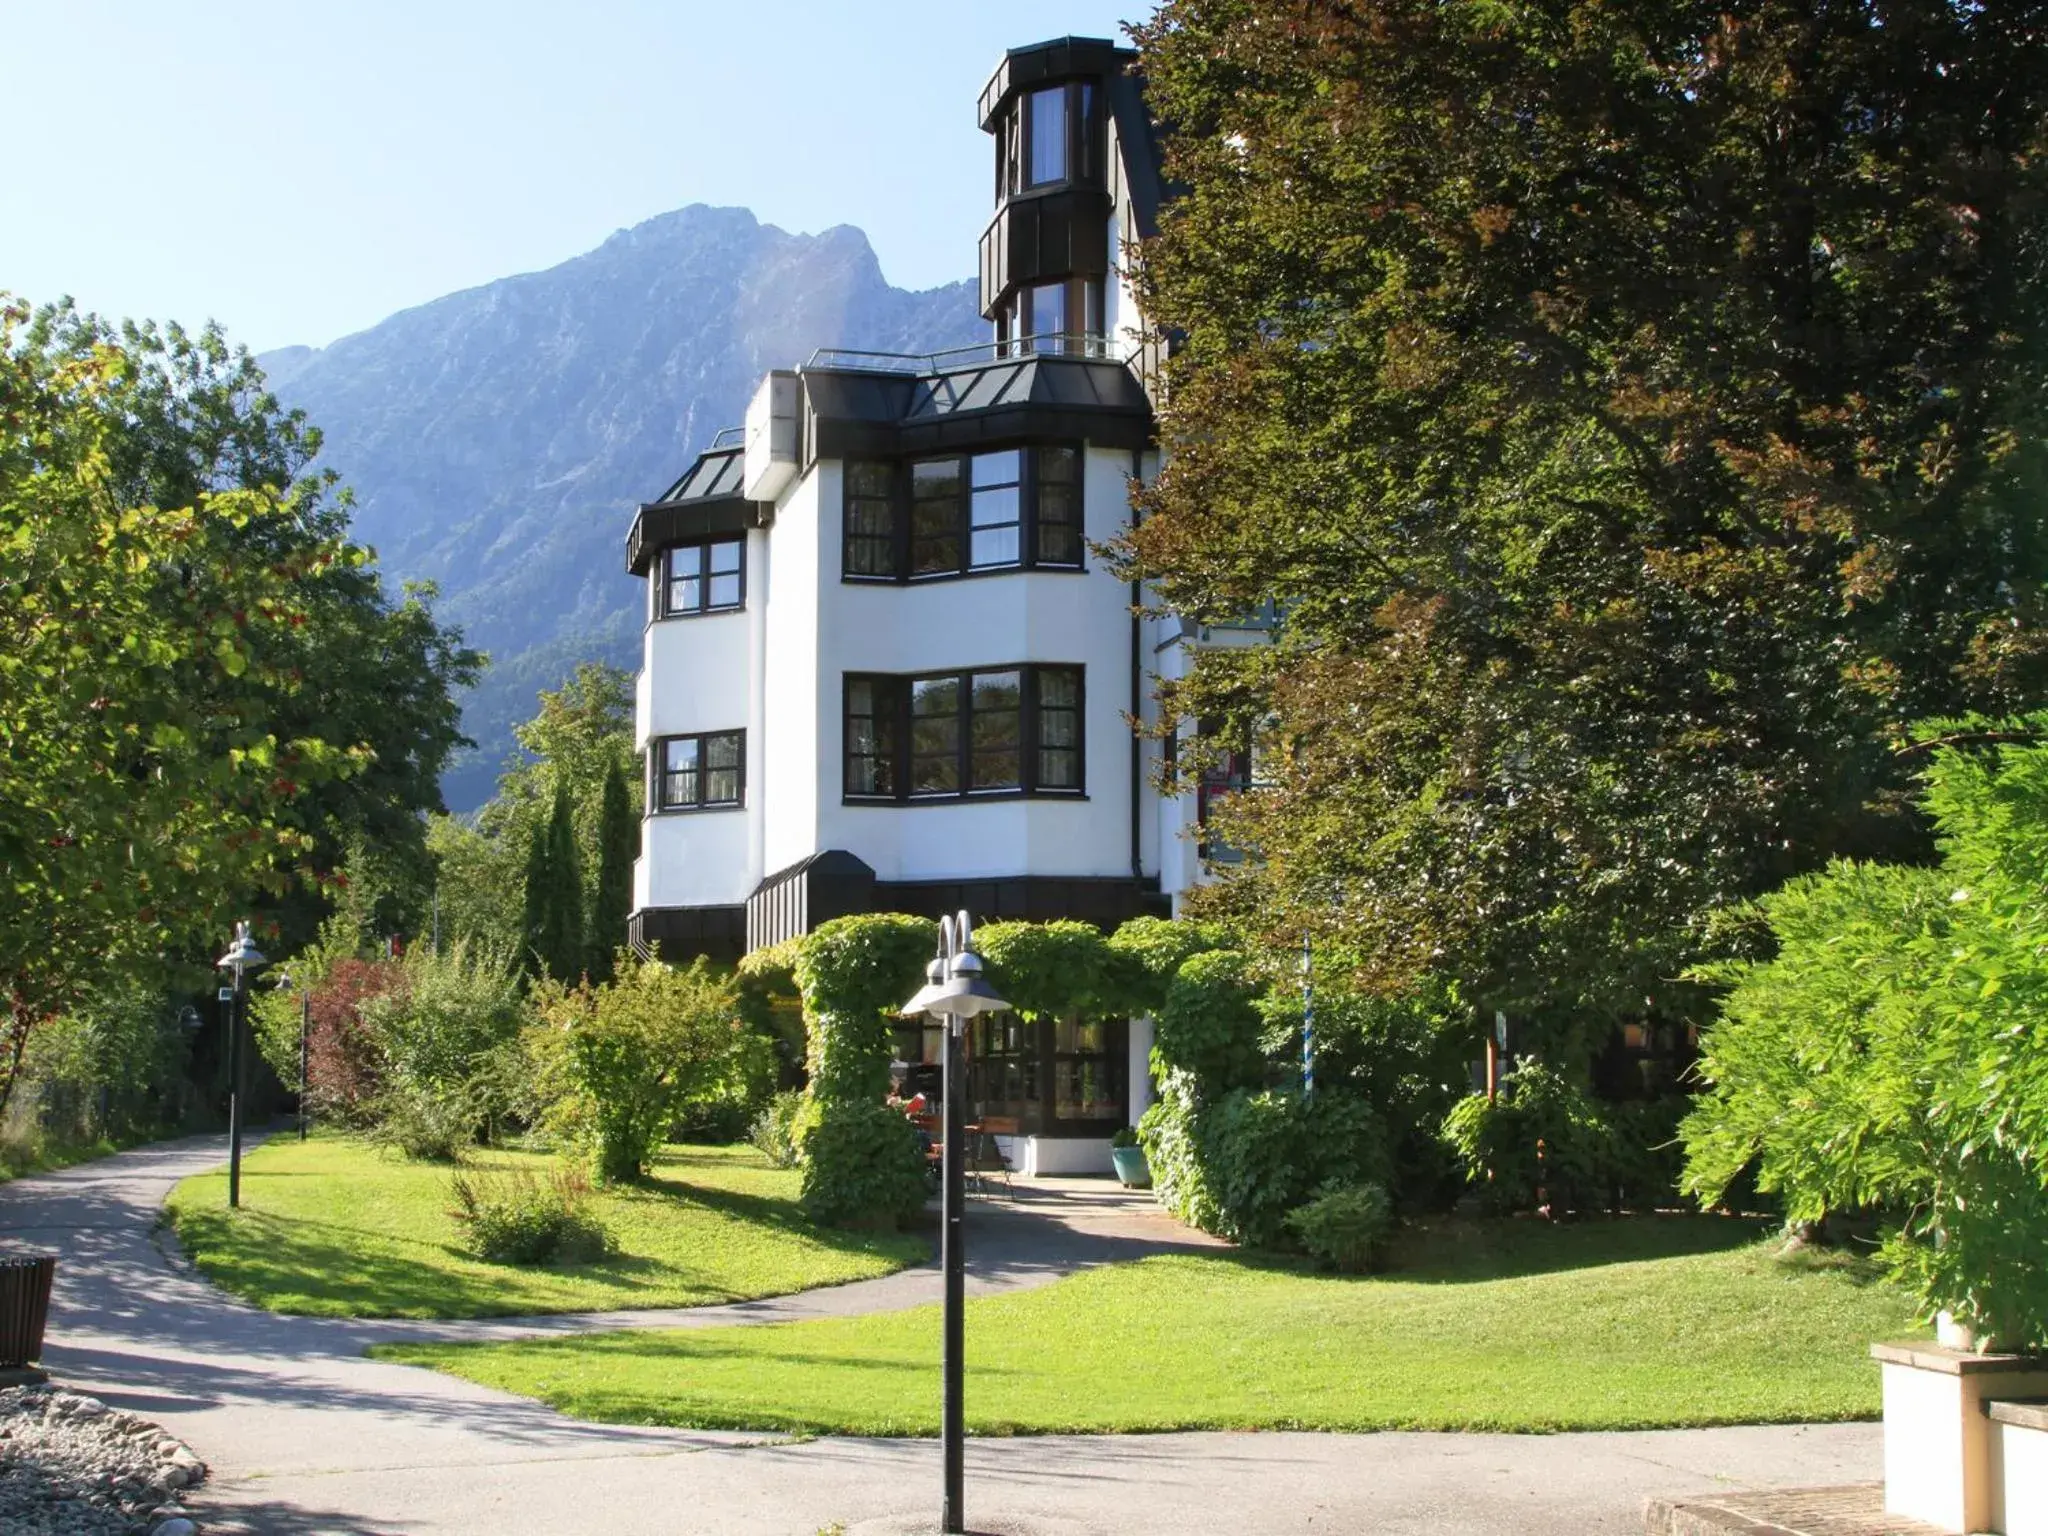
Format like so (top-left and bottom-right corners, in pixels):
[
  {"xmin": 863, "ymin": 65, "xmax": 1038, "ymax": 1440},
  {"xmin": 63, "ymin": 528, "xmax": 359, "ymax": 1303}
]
[{"xmin": 803, "ymin": 334, "xmax": 1121, "ymax": 375}]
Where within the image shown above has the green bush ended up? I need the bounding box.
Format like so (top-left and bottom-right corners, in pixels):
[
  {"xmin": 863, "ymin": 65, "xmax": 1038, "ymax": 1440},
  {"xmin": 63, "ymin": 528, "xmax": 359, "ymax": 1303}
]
[
  {"xmin": 1153, "ymin": 949, "xmax": 1265, "ymax": 1095},
  {"xmin": 448, "ymin": 1165, "xmax": 612, "ymax": 1266},
  {"xmin": 1440, "ymin": 1059, "xmax": 1614, "ymax": 1215},
  {"xmin": 1142, "ymin": 1080, "xmax": 1386, "ymax": 1247},
  {"xmin": 1286, "ymin": 1182, "xmax": 1393, "ymax": 1273},
  {"xmin": 672, "ymin": 1026, "xmax": 779, "ymax": 1143},
  {"xmin": 795, "ymin": 914, "xmax": 936, "ymax": 1103},
  {"xmin": 976, "ymin": 920, "xmax": 1118, "ymax": 1018},
  {"xmin": 359, "ymin": 942, "xmax": 529, "ymax": 1155},
  {"xmin": 554, "ymin": 956, "xmax": 747, "ymax": 1184},
  {"xmin": 1682, "ymin": 728, "xmax": 2048, "ymax": 1347},
  {"xmin": 1105, "ymin": 915, "xmax": 1232, "ymax": 1016},
  {"xmin": 750, "ymin": 1089, "xmax": 805, "ymax": 1168},
  {"xmin": 794, "ymin": 1100, "xmax": 928, "ymax": 1229}
]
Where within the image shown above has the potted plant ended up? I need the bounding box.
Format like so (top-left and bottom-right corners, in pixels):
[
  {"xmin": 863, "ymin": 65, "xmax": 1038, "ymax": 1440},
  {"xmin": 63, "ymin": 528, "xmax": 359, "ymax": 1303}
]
[{"xmin": 1110, "ymin": 1126, "xmax": 1150, "ymax": 1189}]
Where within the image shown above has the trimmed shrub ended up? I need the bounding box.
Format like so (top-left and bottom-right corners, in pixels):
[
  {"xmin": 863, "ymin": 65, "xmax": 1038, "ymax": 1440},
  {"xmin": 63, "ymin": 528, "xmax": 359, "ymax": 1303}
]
[
  {"xmin": 297, "ymin": 956, "xmax": 406, "ymax": 1127},
  {"xmin": 1142, "ymin": 1079, "xmax": 1387, "ymax": 1247},
  {"xmin": 449, "ymin": 1166, "xmax": 612, "ymax": 1266},
  {"xmin": 1286, "ymin": 1182, "xmax": 1393, "ymax": 1273},
  {"xmin": 794, "ymin": 1099, "xmax": 928, "ymax": 1229},
  {"xmin": 1105, "ymin": 915, "xmax": 1232, "ymax": 1016},
  {"xmin": 1153, "ymin": 949, "xmax": 1265, "ymax": 1095},
  {"xmin": 788, "ymin": 914, "xmax": 936, "ymax": 1227},
  {"xmin": 976, "ymin": 920, "xmax": 1118, "ymax": 1018},
  {"xmin": 750, "ymin": 1089, "xmax": 805, "ymax": 1168},
  {"xmin": 795, "ymin": 914, "xmax": 936, "ymax": 1103},
  {"xmin": 363, "ymin": 941, "xmax": 529, "ymax": 1154}
]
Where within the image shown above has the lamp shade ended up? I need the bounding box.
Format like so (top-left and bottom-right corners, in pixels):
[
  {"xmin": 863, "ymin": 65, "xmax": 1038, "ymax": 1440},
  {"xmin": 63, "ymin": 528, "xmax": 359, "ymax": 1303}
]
[
  {"xmin": 898, "ymin": 950, "xmax": 1010, "ymax": 1020},
  {"xmin": 215, "ymin": 922, "xmax": 268, "ymax": 973}
]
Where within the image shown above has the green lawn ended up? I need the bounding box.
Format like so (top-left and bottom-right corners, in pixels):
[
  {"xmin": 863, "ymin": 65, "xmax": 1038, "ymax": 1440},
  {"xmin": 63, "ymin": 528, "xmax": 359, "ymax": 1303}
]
[
  {"xmin": 165, "ymin": 1134, "xmax": 927, "ymax": 1319},
  {"xmin": 375, "ymin": 1216, "xmax": 1924, "ymax": 1434}
]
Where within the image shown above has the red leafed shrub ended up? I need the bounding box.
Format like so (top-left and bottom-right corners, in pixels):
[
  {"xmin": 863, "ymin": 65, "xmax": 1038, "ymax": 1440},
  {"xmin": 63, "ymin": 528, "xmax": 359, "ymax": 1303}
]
[{"xmin": 305, "ymin": 957, "xmax": 405, "ymax": 1126}]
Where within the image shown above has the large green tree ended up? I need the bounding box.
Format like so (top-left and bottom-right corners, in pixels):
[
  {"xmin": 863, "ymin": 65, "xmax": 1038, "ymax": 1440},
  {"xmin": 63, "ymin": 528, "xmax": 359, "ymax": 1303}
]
[{"xmin": 1124, "ymin": 1, "xmax": 2048, "ymax": 1029}]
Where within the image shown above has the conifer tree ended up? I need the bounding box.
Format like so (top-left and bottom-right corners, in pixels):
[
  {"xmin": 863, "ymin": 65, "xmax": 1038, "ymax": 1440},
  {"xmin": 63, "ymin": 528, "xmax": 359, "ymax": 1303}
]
[
  {"xmin": 519, "ymin": 782, "xmax": 585, "ymax": 981},
  {"xmin": 588, "ymin": 757, "xmax": 637, "ymax": 984}
]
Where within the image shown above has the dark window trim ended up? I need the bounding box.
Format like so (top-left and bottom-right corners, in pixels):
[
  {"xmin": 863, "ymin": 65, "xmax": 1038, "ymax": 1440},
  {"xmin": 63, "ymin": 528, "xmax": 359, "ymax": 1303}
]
[
  {"xmin": 1004, "ymin": 78, "xmax": 1104, "ymax": 199},
  {"xmin": 649, "ymin": 729, "xmax": 746, "ymax": 814},
  {"xmin": 840, "ymin": 444, "xmax": 1085, "ymax": 584},
  {"xmin": 842, "ymin": 664, "xmax": 1086, "ymax": 805},
  {"xmin": 657, "ymin": 535, "xmax": 747, "ymax": 620}
]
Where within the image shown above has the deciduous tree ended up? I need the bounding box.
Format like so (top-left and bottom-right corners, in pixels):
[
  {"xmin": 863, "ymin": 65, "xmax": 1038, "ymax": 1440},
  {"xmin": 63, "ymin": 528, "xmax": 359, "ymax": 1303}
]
[{"xmin": 1124, "ymin": 0, "xmax": 2048, "ymax": 1030}]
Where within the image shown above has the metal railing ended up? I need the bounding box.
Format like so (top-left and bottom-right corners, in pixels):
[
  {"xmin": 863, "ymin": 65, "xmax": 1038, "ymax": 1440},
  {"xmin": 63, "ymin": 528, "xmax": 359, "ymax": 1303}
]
[
  {"xmin": 804, "ymin": 334, "xmax": 1123, "ymax": 375},
  {"xmin": 708, "ymin": 425, "xmax": 746, "ymax": 449}
]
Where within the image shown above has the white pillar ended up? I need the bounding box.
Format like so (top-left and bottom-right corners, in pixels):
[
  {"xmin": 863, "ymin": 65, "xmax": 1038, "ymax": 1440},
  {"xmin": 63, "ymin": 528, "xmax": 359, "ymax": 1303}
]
[{"xmin": 1128, "ymin": 1015, "xmax": 1155, "ymax": 1126}]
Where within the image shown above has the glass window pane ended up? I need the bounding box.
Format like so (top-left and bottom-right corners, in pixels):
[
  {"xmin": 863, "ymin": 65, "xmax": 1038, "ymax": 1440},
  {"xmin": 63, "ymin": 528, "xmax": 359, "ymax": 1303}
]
[
  {"xmin": 706, "ymin": 767, "xmax": 740, "ymax": 804},
  {"xmin": 669, "ymin": 546, "xmax": 703, "ymax": 578},
  {"xmin": 911, "ymin": 677, "xmax": 961, "ymax": 793},
  {"xmin": 972, "ymin": 450, "xmax": 1022, "ymax": 489},
  {"xmin": 706, "ymin": 733, "xmax": 741, "ymax": 769},
  {"xmin": 1028, "ymin": 86, "xmax": 1067, "ymax": 186},
  {"xmin": 669, "ymin": 575, "xmax": 700, "ymax": 613},
  {"xmin": 1040, "ymin": 668, "xmax": 1079, "ymax": 709},
  {"xmin": 709, "ymin": 540, "xmax": 741, "ymax": 574},
  {"xmin": 849, "ymin": 461, "xmax": 893, "ymax": 497},
  {"xmin": 971, "ymin": 526, "xmax": 1019, "ymax": 568},
  {"xmin": 912, "ymin": 458, "xmax": 962, "ymax": 500},
  {"xmin": 708, "ymin": 574, "xmax": 741, "ymax": 608},
  {"xmin": 1038, "ymin": 749, "xmax": 1079, "ymax": 789},
  {"xmin": 971, "ymin": 486, "xmax": 1020, "ymax": 529},
  {"xmin": 1027, "ymin": 280, "xmax": 1065, "ymax": 342},
  {"xmin": 1038, "ymin": 445, "xmax": 1079, "ymax": 485},
  {"xmin": 664, "ymin": 738, "xmax": 700, "ymax": 774}
]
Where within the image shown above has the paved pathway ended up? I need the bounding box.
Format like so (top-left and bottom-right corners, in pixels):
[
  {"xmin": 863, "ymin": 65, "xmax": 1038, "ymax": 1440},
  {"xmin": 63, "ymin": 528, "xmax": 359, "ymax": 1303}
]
[{"xmin": 0, "ymin": 1135, "xmax": 1883, "ymax": 1535}]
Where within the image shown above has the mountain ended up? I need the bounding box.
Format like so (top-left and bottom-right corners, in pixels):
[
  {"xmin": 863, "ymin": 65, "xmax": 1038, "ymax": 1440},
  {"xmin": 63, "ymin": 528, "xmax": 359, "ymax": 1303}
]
[{"xmin": 261, "ymin": 204, "xmax": 983, "ymax": 810}]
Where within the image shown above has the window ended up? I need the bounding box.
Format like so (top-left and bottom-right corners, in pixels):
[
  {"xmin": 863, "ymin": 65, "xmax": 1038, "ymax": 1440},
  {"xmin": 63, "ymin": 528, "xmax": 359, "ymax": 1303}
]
[
  {"xmin": 1026, "ymin": 86, "xmax": 1067, "ymax": 187},
  {"xmin": 844, "ymin": 461, "xmax": 896, "ymax": 577},
  {"xmin": 1002, "ymin": 80, "xmax": 1101, "ymax": 196},
  {"xmin": 844, "ymin": 665, "xmax": 1084, "ymax": 801},
  {"xmin": 661, "ymin": 538, "xmax": 743, "ymax": 617},
  {"xmin": 652, "ymin": 730, "xmax": 744, "ymax": 811},
  {"xmin": 1196, "ymin": 730, "xmax": 1272, "ymax": 860},
  {"xmin": 999, "ymin": 277, "xmax": 1105, "ymax": 356},
  {"xmin": 1053, "ymin": 1016, "xmax": 1125, "ymax": 1123},
  {"xmin": 844, "ymin": 446, "xmax": 1084, "ymax": 580}
]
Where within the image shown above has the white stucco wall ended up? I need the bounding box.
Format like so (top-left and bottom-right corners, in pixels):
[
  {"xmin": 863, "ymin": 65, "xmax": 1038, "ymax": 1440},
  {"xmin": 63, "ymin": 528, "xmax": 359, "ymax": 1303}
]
[
  {"xmin": 637, "ymin": 809, "xmax": 753, "ymax": 909},
  {"xmin": 761, "ymin": 462, "xmax": 826, "ymax": 874}
]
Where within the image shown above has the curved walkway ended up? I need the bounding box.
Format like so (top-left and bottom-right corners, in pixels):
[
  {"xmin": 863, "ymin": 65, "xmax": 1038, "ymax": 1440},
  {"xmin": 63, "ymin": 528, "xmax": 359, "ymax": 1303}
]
[{"xmin": 0, "ymin": 1135, "xmax": 1881, "ymax": 1536}]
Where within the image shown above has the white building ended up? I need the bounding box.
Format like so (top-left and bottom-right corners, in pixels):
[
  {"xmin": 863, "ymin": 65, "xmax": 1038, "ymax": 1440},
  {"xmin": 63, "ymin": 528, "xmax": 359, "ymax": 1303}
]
[{"xmin": 625, "ymin": 37, "xmax": 1257, "ymax": 1172}]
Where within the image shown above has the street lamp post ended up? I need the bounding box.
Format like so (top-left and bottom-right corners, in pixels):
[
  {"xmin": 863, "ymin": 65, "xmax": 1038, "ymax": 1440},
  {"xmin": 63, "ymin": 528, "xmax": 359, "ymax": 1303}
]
[
  {"xmin": 898, "ymin": 910, "xmax": 1009, "ymax": 1536},
  {"xmin": 214, "ymin": 921, "xmax": 267, "ymax": 1208}
]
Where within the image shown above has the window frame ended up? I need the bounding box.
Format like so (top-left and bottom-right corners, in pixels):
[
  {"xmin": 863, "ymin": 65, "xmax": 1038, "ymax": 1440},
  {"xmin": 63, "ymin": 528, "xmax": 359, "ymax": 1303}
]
[
  {"xmin": 1003, "ymin": 79, "xmax": 1104, "ymax": 198},
  {"xmin": 841, "ymin": 664, "xmax": 1086, "ymax": 804},
  {"xmin": 657, "ymin": 535, "xmax": 746, "ymax": 620},
  {"xmin": 649, "ymin": 729, "xmax": 746, "ymax": 813},
  {"xmin": 840, "ymin": 445, "xmax": 1086, "ymax": 583}
]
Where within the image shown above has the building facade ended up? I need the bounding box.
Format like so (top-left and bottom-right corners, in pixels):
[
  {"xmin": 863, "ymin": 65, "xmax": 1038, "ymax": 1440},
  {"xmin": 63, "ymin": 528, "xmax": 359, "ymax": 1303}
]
[{"xmin": 625, "ymin": 37, "xmax": 1250, "ymax": 1173}]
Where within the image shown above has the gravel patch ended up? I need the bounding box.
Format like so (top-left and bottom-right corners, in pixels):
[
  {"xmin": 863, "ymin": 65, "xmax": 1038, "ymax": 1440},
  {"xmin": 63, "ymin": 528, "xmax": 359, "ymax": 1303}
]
[{"xmin": 0, "ymin": 1385, "xmax": 206, "ymax": 1534}]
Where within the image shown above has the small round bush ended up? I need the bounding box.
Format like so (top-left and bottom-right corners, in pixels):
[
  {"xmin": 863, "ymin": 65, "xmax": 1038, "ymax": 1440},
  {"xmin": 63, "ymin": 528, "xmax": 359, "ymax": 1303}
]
[
  {"xmin": 795, "ymin": 1100, "xmax": 928, "ymax": 1230},
  {"xmin": 449, "ymin": 1166, "xmax": 612, "ymax": 1266},
  {"xmin": 1285, "ymin": 1182, "xmax": 1393, "ymax": 1273}
]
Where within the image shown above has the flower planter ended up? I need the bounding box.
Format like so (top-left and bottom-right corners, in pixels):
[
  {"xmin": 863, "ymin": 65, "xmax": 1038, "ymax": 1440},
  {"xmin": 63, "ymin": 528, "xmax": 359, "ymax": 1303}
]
[{"xmin": 1110, "ymin": 1145, "xmax": 1151, "ymax": 1190}]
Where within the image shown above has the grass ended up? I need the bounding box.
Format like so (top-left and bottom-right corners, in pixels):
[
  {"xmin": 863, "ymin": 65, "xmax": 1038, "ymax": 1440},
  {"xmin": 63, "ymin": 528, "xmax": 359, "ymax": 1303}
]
[
  {"xmin": 1, "ymin": 1128, "xmax": 155, "ymax": 1184},
  {"xmin": 165, "ymin": 1133, "xmax": 927, "ymax": 1319},
  {"xmin": 375, "ymin": 1215, "xmax": 1925, "ymax": 1435}
]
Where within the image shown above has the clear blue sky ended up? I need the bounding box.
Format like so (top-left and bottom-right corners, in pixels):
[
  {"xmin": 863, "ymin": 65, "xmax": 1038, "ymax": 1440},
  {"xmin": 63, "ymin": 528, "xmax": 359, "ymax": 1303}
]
[{"xmin": 3, "ymin": 1, "xmax": 1151, "ymax": 352}]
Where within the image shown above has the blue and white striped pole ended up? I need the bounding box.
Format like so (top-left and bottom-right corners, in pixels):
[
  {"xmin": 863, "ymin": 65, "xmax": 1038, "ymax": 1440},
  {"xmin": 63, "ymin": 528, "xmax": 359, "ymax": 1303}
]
[{"xmin": 1301, "ymin": 932, "xmax": 1315, "ymax": 1098}]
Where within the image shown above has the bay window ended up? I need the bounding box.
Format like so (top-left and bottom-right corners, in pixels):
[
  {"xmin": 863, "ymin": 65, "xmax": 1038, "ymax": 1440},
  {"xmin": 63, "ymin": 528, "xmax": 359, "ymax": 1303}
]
[
  {"xmin": 844, "ymin": 665, "xmax": 1084, "ymax": 802},
  {"xmin": 843, "ymin": 446, "xmax": 1084, "ymax": 580},
  {"xmin": 660, "ymin": 537, "xmax": 744, "ymax": 618}
]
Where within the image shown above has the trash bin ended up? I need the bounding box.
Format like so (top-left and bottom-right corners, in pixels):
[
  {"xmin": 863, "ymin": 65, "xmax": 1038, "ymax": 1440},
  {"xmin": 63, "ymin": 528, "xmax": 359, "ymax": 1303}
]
[{"xmin": 0, "ymin": 1256, "xmax": 55, "ymax": 1367}]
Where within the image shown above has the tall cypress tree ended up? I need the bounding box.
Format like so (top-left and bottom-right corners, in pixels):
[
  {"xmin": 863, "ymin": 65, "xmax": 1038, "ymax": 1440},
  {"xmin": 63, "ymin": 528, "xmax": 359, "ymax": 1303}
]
[
  {"xmin": 588, "ymin": 757, "xmax": 636, "ymax": 984},
  {"xmin": 538, "ymin": 780, "xmax": 584, "ymax": 981},
  {"xmin": 518, "ymin": 817, "xmax": 551, "ymax": 980}
]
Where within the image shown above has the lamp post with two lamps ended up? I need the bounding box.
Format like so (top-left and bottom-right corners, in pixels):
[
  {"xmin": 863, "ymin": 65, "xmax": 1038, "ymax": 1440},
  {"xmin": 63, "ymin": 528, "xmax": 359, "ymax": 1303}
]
[
  {"xmin": 214, "ymin": 921, "xmax": 267, "ymax": 1208},
  {"xmin": 897, "ymin": 910, "xmax": 1010, "ymax": 1536}
]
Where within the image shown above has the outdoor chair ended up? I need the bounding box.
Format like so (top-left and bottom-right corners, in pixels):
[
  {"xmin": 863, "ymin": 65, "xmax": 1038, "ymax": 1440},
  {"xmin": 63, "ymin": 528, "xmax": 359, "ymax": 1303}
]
[{"xmin": 962, "ymin": 1123, "xmax": 1014, "ymax": 1199}]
